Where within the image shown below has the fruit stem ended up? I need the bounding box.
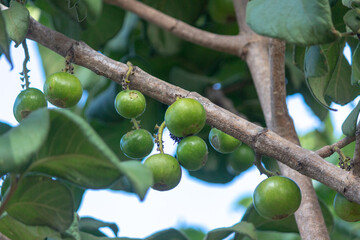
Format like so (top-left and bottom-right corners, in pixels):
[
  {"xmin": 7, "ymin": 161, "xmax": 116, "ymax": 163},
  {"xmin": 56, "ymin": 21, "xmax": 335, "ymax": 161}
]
[
  {"xmin": 334, "ymin": 146, "xmax": 352, "ymax": 171},
  {"xmin": 0, "ymin": 174, "xmax": 20, "ymax": 216},
  {"xmin": 254, "ymin": 153, "xmax": 277, "ymax": 177},
  {"xmin": 156, "ymin": 121, "xmax": 166, "ymax": 153},
  {"xmin": 21, "ymin": 40, "xmax": 30, "ymax": 89},
  {"xmin": 122, "ymin": 61, "xmax": 133, "ymax": 90},
  {"xmin": 131, "ymin": 118, "xmax": 140, "ymax": 129}
]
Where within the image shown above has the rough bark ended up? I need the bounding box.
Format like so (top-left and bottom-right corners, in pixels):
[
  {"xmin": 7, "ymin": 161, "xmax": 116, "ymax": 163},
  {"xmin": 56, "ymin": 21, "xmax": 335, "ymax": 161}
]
[
  {"xmin": 268, "ymin": 39, "xmax": 329, "ymax": 239},
  {"xmin": 26, "ymin": 18, "xmax": 360, "ymax": 204}
]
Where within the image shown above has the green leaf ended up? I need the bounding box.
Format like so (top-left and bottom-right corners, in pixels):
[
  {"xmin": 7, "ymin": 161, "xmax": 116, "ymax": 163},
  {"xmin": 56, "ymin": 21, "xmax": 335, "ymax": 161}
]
[
  {"xmin": 80, "ymin": 231, "xmax": 140, "ymax": 240},
  {"xmin": 292, "ymin": 45, "xmax": 306, "ymax": 71},
  {"xmin": 0, "ymin": 108, "xmax": 49, "ymax": 176},
  {"xmin": 342, "ymin": 0, "xmax": 360, "ymax": 8},
  {"xmin": 241, "ymin": 200, "xmax": 333, "ymax": 234},
  {"xmin": 0, "ymin": 215, "xmax": 63, "ymax": 240},
  {"xmin": 2, "ymin": 1, "xmax": 30, "ymax": 46},
  {"xmin": 28, "ymin": 109, "xmax": 152, "ymax": 199},
  {"xmin": 5, "ymin": 176, "xmax": 74, "ymax": 232},
  {"xmin": 342, "ymin": 100, "xmax": 360, "ymax": 136},
  {"xmin": 204, "ymin": 222, "xmax": 256, "ymax": 240},
  {"xmin": 246, "ymin": 0, "xmax": 340, "ymax": 45},
  {"xmin": 0, "ymin": 121, "xmax": 11, "ymax": 134},
  {"xmin": 79, "ymin": 217, "xmax": 119, "ymax": 237},
  {"xmin": 344, "ymin": 8, "xmax": 360, "ymax": 34},
  {"xmin": 0, "ymin": 11, "xmax": 12, "ymax": 67},
  {"xmin": 145, "ymin": 228, "xmax": 189, "ymax": 240},
  {"xmin": 351, "ymin": 43, "xmax": 360, "ymax": 86},
  {"xmin": 304, "ymin": 45, "xmax": 329, "ymax": 78}
]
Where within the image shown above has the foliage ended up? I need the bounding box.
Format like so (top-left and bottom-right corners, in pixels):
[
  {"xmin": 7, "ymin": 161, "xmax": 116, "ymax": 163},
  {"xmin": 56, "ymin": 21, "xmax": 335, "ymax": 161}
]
[{"xmin": 1, "ymin": 0, "xmax": 360, "ymax": 239}]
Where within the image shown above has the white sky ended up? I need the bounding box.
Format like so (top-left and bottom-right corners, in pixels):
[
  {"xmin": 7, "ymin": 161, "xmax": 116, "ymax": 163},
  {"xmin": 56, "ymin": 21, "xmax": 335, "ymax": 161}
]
[{"xmin": 0, "ymin": 41, "xmax": 357, "ymax": 238}]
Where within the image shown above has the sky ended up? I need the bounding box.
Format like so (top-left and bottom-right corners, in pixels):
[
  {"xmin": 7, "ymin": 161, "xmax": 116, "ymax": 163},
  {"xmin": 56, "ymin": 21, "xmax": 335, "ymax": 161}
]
[{"xmin": 0, "ymin": 40, "xmax": 357, "ymax": 238}]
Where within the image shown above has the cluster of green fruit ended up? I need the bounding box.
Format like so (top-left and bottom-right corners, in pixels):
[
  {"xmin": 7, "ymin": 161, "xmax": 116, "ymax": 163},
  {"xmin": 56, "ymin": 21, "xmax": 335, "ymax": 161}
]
[{"xmin": 13, "ymin": 72, "xmax": 83, "ymax": 122}]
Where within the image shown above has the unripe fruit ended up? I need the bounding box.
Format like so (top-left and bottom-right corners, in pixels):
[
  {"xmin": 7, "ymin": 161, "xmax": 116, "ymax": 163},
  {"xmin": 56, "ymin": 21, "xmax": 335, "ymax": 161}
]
[
  {"xmin": 43, "ymin": 72, "xmax": 83, "ymax": 108},
  {"xmin": 333, "ymin": 193, "xmax": 360, "ymax": 222},
  {"xmin": 176, "ymin": 136, "xmax": 208, "ymax": 171},
  {"xmin": 209, "ymin": 128, "xmax": 241, "ymax": 153},
  {"xmin": 165, "ymin": 98, "xmax": 206, "ymax": 137},
  {"xmin": 253, "ymin": 176, "xmax": 302, "ymax": 220},
  {"xmin": 120, "ymin": 129, "xmax": 154, "ymax": 159},
  {"xmin": 144, "ymin": 153, "xmax": 182, "ymax": 191},
  {"xmin": 13, "ymin": 88, "xmax": 48, "ymax": 122},
  {"xmin": 227, "ymin": 144, "xmax": 254, "ymax": 173},
  {"xmin": 114, "ymin": 90, "xmax": 146, "ymax": 119}
]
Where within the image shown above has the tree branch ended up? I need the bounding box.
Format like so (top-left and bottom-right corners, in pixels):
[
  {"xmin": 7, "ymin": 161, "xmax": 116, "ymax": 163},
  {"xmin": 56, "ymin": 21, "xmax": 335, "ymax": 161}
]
[
  {"xmin": 0, "ymin": 233, "xmax": 10, "ymax": 240},
  {"xmin": 316, "ymin": 135, "xmax": 356, "ymax": 158},
  {"xmin": 352, "ymin": 123, "xmax": 360, "ymax": 176},
  {"xmin": 26, "ymin": 17, "xmax": 360, "ymax": 204},
  {"xmin": 104, "ymin": 0, "xmax": 252, "ymax": 57},
  {"xmin": 268, "ymin": 39, "xmax": 329, "ymax": 240}
]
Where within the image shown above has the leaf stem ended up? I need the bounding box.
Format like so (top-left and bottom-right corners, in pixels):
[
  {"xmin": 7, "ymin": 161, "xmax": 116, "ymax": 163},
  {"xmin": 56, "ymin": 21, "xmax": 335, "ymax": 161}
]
[
  {"xmin": 254, "ymin": 153, "xmax": 277, "ymax": 177},
  {"xmin": 21, "ymin": 40, "xmax": 30, "ymax": 89},
  {"xmin": 131, "ymin": 118, "xmax": 140, "ymax": 129},
  {"xmin": 0, "ymin": 174, "xmax": 19, "ymax": 216},
  {"xmin": 156, "ymin": 121, "xmax": 166, "ymax": 154}
]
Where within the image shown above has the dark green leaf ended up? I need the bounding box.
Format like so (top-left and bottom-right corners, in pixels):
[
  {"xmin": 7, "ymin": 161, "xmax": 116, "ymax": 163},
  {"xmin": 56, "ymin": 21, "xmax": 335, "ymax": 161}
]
[
  {"xmin": 80, "ymin": 231, "xmax": 140, "ymax": 240},
  {"xmin": 2, "ymin": 1, "xmax": 30, "ymax": 46},
  {"xmin": 66, "ymin": 184, "xmax": 85, "ymax": 212},
  {"xmin": 6, "ymin": 176, "xmax": 74, "ymax": 232},
  {"xmin": 0, "ymin": 11, "xmax": 12, "ymax": 67},
  {"xmin": 82, "ymin": 0, "xmax": 102, "ymax": 23},
  {"xmin": 0, "ymin": 215, "xmax": 63, "ymax": 240},
  {"xmin": 304, "ymin": 45, "xmax": 329, "ymax": 78},
  {"xmin": 204, "ymin": 222, "xmax": 256, "ymax": 240},
  {"xmin": 342, "ymin": 100, "xmax": 360, "ymax": 136},
  {"xmin": 352, "ymin": 42, "xmax": 360, "ymax": 86},
  {"xmin": 246, "ymin": 0, "xmax": 340, "ymax": 45},
  {"xmin": 0, "ymin": 121, "xmax": 11, "ymax": 134},
  {"xmin": 179, "ymin": 227, "xmax": 205, "ymax": 240},
  {"xmin": 79, "ymin": 217, "xmax": 119, "ymax": 237},
  {"xmin": 0, "ymin": 108, "xmax": 49, "ymax": 176},
  {"xmin": 292, "ymin": 45, "xmax": 306, "ymax": 71},
  {"xmin": 28, "ymin": 109, "xmax": 152, "ymax": 199},
  {"xmin": 145, "ymin": 228, "xmax": 189, "ymax": 240}
]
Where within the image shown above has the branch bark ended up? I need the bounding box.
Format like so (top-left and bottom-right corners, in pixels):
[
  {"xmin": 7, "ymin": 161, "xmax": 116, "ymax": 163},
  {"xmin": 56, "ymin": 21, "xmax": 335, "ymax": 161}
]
[
  {"xmin": 352, "ymin": 123, "xmax": 360, "ymax": 176},
  {"xmin": 104, "ymin": 0, "xmax": 252, "ymax": 57},
  {"xmin": 268, "ymin": 39, "xmax": 329, "ymax": 239},
  {"xmin": 26, "ymin": 18, "xmax": 360, "ymax": 204}
]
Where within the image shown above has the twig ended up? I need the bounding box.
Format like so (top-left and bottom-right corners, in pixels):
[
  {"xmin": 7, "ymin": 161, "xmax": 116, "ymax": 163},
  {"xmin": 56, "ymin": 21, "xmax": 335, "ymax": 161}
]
[
  {"xmin": 104, "ymin": 0, "xmax": 251, "ymax": 57},
  {"xmin": 316, "ymin": 136, "xmax": 356, "ymax": 158},
  {"xmin": 254, "ymin": 153, "xmax": 276, "ymax": 177},
  {"xmin": 25, "ymin": 18, "xmax": 360, "ymax": 204}
]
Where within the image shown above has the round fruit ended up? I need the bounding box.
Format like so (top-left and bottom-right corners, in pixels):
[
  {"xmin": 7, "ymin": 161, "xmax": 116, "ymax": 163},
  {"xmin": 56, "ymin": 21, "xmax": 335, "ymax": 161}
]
[
  {"xmin": 209, "ymin": 128, "xmax": 241, "ymax": 153},
  {"xmin": 176, "ymin": 136, "xmax": 208, "ymax": 171},
  {"xmin": 43, "ymin": 72, "xmax": 83, "ymax": 108},
  {"xmin": 253, "ymin": 176, "xmax": 302, "ymax": 220},
  {"xmin": 333, "ymin": 192, "xmax": 360, "ymax": 222},
  {"xmin": 208, "ymin": 0, "xmax": 236, "ymax": 24},
  {"xmin": 114, "ymin": 90, "xmax": 146, "ymax": 119},
  {"xmin": 227, "ymin": 144, "xmax": 254, "ymax": 173},
  {"xmin": 120, "ymin": 129, "xmax": 154, "ymax": 159},
  {"xmin": 13, "ymin": 88, "xmax": 48, "ymax": 122},
  {"xmin": 144, "ymin": 153, "xmax": 182, "ymax": 191},
  {"xmin": 165, "ymin": 98, "xmax": 206, "ymax": 137}
]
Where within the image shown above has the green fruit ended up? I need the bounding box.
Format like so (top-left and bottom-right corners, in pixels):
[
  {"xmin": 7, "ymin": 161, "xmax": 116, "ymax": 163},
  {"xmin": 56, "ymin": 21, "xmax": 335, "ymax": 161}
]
[
  {"xmin": 209, "ymin": 128, "xmax": 241, "ymax": 153},
  {"xmin": 227, "ymin": 144, "xmax": 254, "ymax": 173},
  {"xmin": 43, "ymin": 72, "xmax": 83, "ymax": 108},
  {"xmin": 144, "ymin": 153, "xmax": 182, "ymax": 191},
  {"xmin": 176, "ymin": 136, "xmax": 208, "ymax": 171},
  {"xmin": 165, "ymin": 98, "xmax": 206, "ymax": 137},
  {"xmin": 114, "ymin": 90, "xmax": 146, "ymax": 119},
  {"xmin": 333, "ymin": 193, "xmax": 360, "ymax": 222},
  {"xmin": 13, "ymin": 88, "xmax": 48, "ymax": 122},
  {"xmin": 208, "ymin": 0, "xmax": 236, "ymax": 24},
  {"xmin": 120, "ymin": 129, "xmax": 154, "ymax": 159},
  {"xmin": 253, "ymin": 176, "xmax": 302, "ymax": 220}
]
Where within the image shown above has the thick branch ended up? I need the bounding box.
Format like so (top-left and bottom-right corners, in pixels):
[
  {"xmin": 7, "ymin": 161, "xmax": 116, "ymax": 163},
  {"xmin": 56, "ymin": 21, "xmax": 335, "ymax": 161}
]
[
  {"xmin": 269, "ymin": 39, "xmax": 329, "ymax": 240},
  {"xmin": 26, "ymin": 18, "xmax": 360, "ymax": 204},
  {"xmin": 105, "ymin": 0, "xmax": 250, "ymax": 57},
  {"xmin": 352, "ymin": 124, "xmax": 360, "ymax": 176}
]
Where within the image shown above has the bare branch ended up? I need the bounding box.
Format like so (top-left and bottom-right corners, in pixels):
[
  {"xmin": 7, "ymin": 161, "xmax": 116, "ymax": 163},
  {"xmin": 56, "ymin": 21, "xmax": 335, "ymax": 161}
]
[
  {"xmin": 0, "ymin": 233, "xmax": 10, "ymax": 240},
  {"xmin": 104, "ymin": 0, "xmax": 252, "ymax": 57},
  {"xmin": 316, "ymin": 136, "xmax": 356, "ymax": 158},
  {"xmin": 268, "ymin": 39, "xmax": 329, "ymax": 240},
  {"xmin": 352, "ymin": 123, "xmax": 360, "ymax": 176},
  {"xmin": 26, "ymin": 18, "xmax": 360, "ymax": 204},
  {"xmin": 232, "ymin": 0, "xmax": 252, "ymax": 33}
]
